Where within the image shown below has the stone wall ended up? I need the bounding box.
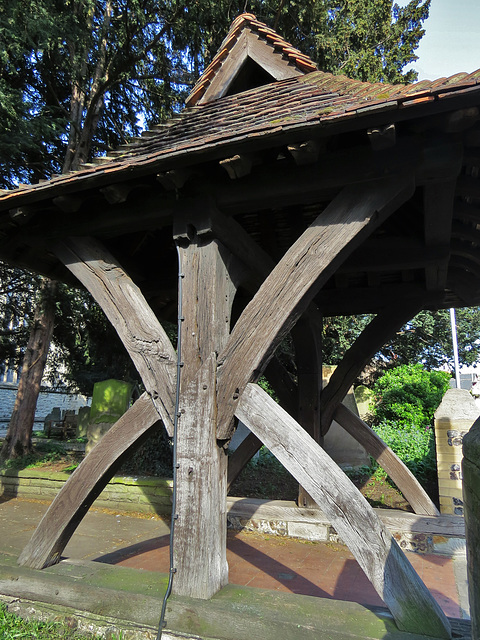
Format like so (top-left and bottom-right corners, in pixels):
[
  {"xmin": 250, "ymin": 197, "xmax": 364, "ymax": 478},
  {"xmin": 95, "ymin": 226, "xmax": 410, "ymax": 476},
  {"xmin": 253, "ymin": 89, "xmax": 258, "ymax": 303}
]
[
  {"xmin": 434, "ymin": 388, "xmax": 480, "ymax": 515},
  {"xmin": 0, "ymin": 468, "xmax": 172, "ymax": 514}
]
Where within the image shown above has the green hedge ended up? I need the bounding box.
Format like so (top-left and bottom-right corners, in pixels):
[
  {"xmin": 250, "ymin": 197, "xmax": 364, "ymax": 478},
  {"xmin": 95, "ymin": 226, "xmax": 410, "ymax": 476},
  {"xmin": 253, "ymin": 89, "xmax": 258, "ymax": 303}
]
[{"xmin": 369, "ymin": 364, "xmax": 451, "ymax": 487}]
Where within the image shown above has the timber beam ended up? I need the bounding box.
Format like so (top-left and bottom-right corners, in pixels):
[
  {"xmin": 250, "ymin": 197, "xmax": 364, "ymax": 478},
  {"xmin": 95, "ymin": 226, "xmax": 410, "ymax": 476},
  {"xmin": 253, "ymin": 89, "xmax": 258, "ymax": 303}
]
[
  {"xmin": 216, "ymin": 174, "xmax": 415, "ymax": 440},
  {"xmin": 424, "ymin": 181, "xmax": 456, "ymax": 290},
  {"xmin": 333, "ymin": 405, "xmax": 439, "ymax": 517},
  {"xmin": 53, "ymin": 237, "xmax": 177, "ymax": 432},
  {"xmin": 293, "ymin": 307, "xmax": 323, "ymax": 508},
  {"xmin": 172, "ymin": 226, "xmax": 236, "ymax": 599},
  {"xmin": 227, "ymin": 354, "xmax": 298, "ymax": 490},
  {"xmin": 236, "ymin": 383, "xmax": 451, "ymax": 638},
  {"xmin": 18, "ymin": 394, "xmax": 160, "ymax": 569},
  {"xmin": 320, "ymin": 299, "xmax": 423, "ymax": 436}
]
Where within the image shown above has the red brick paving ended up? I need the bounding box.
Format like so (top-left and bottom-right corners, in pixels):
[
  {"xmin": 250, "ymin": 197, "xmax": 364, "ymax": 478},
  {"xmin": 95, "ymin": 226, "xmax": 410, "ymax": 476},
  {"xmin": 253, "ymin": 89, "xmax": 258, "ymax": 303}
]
[{"xmin": 106, "ymin": 529, "xmax": 461, "ymax": 618}]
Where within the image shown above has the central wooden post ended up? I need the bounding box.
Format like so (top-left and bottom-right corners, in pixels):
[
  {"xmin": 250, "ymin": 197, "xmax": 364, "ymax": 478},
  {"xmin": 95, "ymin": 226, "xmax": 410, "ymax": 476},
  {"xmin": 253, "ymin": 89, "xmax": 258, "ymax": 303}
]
[{"xmin": 172, "ymin": 227, "xmax": 235, "ymax": 599}]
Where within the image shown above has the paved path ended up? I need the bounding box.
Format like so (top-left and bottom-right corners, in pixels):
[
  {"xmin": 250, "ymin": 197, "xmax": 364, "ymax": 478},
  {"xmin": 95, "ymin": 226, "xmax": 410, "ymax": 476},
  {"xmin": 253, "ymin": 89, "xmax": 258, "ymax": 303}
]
[{"xmin": 0, "ymin": 497, "xmax": 470, "ymax": 620}]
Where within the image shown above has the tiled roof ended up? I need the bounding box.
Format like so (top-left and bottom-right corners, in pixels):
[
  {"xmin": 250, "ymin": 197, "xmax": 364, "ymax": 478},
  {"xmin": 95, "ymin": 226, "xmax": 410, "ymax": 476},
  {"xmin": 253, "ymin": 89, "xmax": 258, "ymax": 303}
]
[
  {"xmin": 2, "ymin": 64, "xmax": 480, "ymax": 208},
  {"xmin": 185, "ymin": 13, "xmax": 317, "ymax": 107}
]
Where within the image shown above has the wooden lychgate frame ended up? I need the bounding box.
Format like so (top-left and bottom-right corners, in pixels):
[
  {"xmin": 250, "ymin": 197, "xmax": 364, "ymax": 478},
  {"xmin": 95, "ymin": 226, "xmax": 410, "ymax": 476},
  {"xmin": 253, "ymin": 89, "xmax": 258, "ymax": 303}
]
[{"xmin": 1, "ymin": 13, "xmax": 480, "ymax": 639}]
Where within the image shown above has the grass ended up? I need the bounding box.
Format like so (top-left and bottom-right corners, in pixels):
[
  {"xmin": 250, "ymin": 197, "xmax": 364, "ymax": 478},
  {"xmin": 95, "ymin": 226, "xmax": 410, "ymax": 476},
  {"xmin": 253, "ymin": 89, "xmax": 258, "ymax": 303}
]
[
  {"xmin": 0, "ymin": 602, "xmax": 123, "ymax": 639},
  {"xmin": 0, "ymin": 440, "xmax": 82, "ymax": 473}
]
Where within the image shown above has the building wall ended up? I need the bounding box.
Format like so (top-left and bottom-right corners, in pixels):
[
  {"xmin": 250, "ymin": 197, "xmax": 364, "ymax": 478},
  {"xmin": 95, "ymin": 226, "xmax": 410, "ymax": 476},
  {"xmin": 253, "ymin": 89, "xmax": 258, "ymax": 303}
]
[{"xmin": 0, "ymin": 383, "xmax": 91, "ymax": 431}]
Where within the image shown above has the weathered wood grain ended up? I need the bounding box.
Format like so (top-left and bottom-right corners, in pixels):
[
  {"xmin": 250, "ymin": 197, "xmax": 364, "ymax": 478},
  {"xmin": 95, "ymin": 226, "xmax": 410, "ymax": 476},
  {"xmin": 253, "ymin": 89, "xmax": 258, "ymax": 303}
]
[
  {"xmin": 333, "ymin": 404, "xmax": 440, "ymax": 516},
  {"xmin": 217, "ymin": 175, "xmax": 415, "ymax": 439},
  {"xmin": 236, "ymin": 383, "xmax": 451, "ymax": 638},
  {"xmin": 227, "ymin": 431, "xmax": 262, "ymax": 491},
  {"xmin": 226, "ymin": 496, "xmax": 465, "ymax": 537},
  {"xmin": 227, "ymin": 355, "xmax": 298, "ymax": 489},
  {"xmin": 173, "ymin": 236, "xmax": 233, "ymax": 598},
  {"xmin": 320, "ymin": 299, "xmax": 422, "ymax": 436},
  {"xmin": 293, "ymin": 308, "xmax": 323, "ymax": 508},
  {"xmin": 424, "ymin": 180, "xmax": 456, "ymax": 290},
  {"xmin": 54, "ymin": 236, "xmax": 177, "ymax": 433},
  {"xmin": 173, "ymin": 354, "xmax": 229, "ymax": 599},
  {"xmin": 177, "ymin": 238, "xmax": 236, "ymax": 388},
  {"xmin": 18, "ymin": 393, "xmax": 159, "ymax": 569}
]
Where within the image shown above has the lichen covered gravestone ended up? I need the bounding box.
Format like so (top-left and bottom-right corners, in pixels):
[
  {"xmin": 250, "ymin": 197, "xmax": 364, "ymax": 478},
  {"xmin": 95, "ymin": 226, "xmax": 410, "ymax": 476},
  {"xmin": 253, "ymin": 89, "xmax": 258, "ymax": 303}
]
[{"xmin": 86, "ymin": 379, "xmax": 133, "ymax": 453}]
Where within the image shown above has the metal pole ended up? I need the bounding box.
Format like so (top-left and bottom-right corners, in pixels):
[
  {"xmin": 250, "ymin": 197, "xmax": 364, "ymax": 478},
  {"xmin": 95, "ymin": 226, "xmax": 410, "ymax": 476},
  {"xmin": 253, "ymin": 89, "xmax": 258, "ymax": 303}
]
[{"xmin": 449, "ymin": 308, "xmax": 461, "ymax": 389}]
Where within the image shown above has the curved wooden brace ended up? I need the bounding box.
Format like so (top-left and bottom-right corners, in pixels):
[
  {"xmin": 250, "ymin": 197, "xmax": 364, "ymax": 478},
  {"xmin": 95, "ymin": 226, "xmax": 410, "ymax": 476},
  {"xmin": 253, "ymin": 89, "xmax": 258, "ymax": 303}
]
[
  {"xmin": 320, "ymin": 299, "xmax": 423, "ymax": 436},
  {"xmin": 236, "ymin": 383, "xmax": 451, "ymax": 638},
  {"xmin": 227, "ymin": 432, "xmax": 262, "ymax": 491},
  {"xmin": 334, "ymin": 404, "xmax": 439, "ymax": 516},
  {"xmin": 53, "ymin": 237, "xmax": 177, "ymax": 433},
  {"xmin": 217, "ymin": 175, "xmax": 415, "ymax": 438},
  {"xmin": 227, "ymin": 355, "xmax": 297, "ymax": 489},
  {"xmin": 18, "ymin": 393, "xmax": 160, "ymax": 569}
]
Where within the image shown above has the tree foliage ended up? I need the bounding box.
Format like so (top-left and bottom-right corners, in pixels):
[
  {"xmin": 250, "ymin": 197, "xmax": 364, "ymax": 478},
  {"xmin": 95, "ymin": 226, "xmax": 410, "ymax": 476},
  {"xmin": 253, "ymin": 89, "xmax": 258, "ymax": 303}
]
[
  {"xmin": 323, "ymin": 308, "xmax": 480, "ymax": 382},
  {"xmin": 0, "ymin": 0, "xmax": 430, "ymax": 187},
  {"xmin": 370, "ymin": 363, "xmax": 451, "ymax": 430},
  {"xmin": 366, "ymin": 363, "xmax": 451, "ymax": 489}
]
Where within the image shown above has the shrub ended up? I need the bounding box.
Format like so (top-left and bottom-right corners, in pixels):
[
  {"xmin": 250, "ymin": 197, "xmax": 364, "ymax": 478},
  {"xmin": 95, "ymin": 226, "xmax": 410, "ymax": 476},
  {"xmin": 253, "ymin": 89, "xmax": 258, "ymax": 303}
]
[
  {"xmin": 371, "ymin": 364, "xmax": 451, "ymax": 430},
  {"xmin": 368, "ymin": 364, "xmax": 451, "ymax": 489}
]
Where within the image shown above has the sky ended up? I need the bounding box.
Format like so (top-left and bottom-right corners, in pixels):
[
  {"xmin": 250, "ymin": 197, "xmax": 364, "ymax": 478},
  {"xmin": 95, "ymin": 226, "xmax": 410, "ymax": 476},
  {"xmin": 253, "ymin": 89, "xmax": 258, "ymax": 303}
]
[{"xmin": 398, "ymin": 0, "xmax": 480, "ymax": 80}]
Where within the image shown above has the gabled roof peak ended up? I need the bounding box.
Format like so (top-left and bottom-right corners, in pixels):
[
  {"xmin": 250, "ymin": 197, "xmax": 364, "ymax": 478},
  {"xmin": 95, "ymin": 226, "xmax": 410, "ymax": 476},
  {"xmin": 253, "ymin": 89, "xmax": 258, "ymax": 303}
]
[{"xmin": 185, "ymin": 13, "xmax": 317, "ymax": 108}]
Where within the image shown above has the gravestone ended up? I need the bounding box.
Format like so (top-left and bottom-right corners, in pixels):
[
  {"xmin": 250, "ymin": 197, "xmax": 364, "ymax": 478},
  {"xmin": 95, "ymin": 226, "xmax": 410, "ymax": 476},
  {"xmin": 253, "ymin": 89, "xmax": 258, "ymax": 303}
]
[
  {"xmin": 76, "ymin": 406, "xmax": 91, "ymax": 439},
  {"xmin": 435, "ymin": 388, "xmax": 480, "ymax": 515},
  {"xmin": 323, "ymin": 366, "xmax": 369, "ymax": 468},
  {"xmin": 86, "ymin": 380, "xmax": 133, "ymax": 454},
  {"xmin": 354, "ymin": 385, "xmax": 374, "ymax": 422}
]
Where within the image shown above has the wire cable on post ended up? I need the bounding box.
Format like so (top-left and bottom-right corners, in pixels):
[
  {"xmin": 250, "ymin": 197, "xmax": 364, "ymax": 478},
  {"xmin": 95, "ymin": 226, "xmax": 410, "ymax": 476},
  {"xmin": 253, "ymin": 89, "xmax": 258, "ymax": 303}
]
[{"xmin": 156, "ymin": 243, "xmax": 184, "ymax": 640}]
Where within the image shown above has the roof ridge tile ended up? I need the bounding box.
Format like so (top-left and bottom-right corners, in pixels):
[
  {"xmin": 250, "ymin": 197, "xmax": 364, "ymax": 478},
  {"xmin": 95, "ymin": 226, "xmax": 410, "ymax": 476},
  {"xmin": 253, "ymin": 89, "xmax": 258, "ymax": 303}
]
[{"xmin": 185, "ymin": 13, "xmax": 317, "ymax": 107}]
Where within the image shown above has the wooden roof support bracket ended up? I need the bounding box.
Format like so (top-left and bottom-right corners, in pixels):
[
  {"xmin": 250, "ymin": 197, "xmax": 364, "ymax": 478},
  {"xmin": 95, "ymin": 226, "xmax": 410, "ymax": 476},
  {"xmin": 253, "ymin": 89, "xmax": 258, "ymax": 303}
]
[
  {"xmin": 52, "ymin": 195, "xmax": 84, "ymax": 213},
  {"xmin": 99, "ymin": 183, "xmax": 134, "ymax": 204},
  {"xmin": 287, "ymin": 140, "xmax": 321, "ymax": 165},
  {"xmin": 157, "ymin": 167, "xmax": 192, "ymax": 191},
  {"xmin": 367, "ymin": 123, "xmax": 396, "ymax": 151},
  {"xmin": 219, "ymin": 154, "xmax": 253, "ymax": 179},
  {"xmin": 236, "ymin": 383, "xmax": 451, "ymax": 639},
  {"xmin": 216, "ymin": 173, "xmax": 415, "ymax": 440}
]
